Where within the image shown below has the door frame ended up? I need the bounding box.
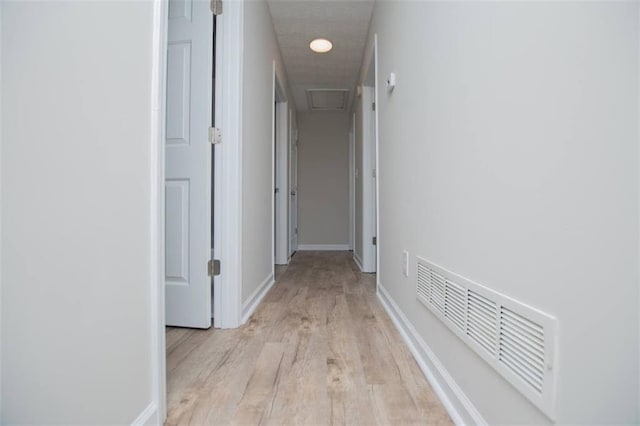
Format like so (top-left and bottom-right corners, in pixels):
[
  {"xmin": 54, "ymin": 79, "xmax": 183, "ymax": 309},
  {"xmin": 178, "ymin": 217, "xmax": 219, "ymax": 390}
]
[
  {"xmin": 361, "ymin": 86, "xmax": 376, "ymax": 273},
  {"xmin": 359, "ymin": 35, "xmax": 379, "ymax": 275},
  {"xmin": 373, "ymin": 34, "xmax": 380, "ymax": 293},
  {"xmin": 149, "ymin": 0, "xmax": 245, "ymax": 422},
  {"xmin": 288, "ymin": 113, "xmax": 298, "ymax": 256},
  {"xmin": 349, "ymin": 114, "xmax": 355, "ymax": 252},
  {"xmin": 273, "ymin": 65, "xmax": 289, "ymax": 266}
]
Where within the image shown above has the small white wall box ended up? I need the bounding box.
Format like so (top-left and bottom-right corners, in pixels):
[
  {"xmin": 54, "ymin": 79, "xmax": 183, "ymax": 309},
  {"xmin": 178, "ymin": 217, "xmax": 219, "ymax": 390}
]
[{"xmin": 387, "ymin": 72, "xmax": 396, "ymax": 92}]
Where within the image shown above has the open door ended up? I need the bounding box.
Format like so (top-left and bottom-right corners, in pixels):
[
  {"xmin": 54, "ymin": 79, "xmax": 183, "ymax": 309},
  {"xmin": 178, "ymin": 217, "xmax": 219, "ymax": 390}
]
[
  {"xmin": 357, "ymin": 39, "xmax": 378, "ymax": 274},
  {"xmin": 359, "ymin": 86, "xmax": 377, "ymax": 273},
  {"xmin": 289, "ymin": 123, "xmax": 298, "ymax": 255},
  {"xmin": 165, "ymin": 0, "xmax": 214, "ymax": 328},
  {"xmin": 274, "ymin": 77, "xmax": 289, "ymax": 266}
]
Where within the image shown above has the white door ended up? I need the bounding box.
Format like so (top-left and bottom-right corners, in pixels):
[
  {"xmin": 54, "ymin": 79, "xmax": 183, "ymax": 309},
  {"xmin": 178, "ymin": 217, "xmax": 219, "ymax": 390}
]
[
  {"xmin": 274, "ymin": 102, "xmax": 289, "ymax": 265},
  {"xmin": 349, "ymin": 117, "xmax": 355, "ymax": 252},
  {"xmin": 289, "ymin": 126, "xmax": 298, "ymax": 255},
  {"xmin": 371, "ymin": 96, "xmax": 377, "ymax": 272},
  {"xmin": 165, "ymin": 0, "xmax": 214, "ymax": 328},
  {"xmin": 361, "ymin": 86, "xmax": 376, "ymax": 273}
]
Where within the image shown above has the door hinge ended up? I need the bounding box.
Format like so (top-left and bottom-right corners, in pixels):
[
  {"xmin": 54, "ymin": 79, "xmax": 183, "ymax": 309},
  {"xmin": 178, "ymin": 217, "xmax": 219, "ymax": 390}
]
[
  {"xmin": 208, "ymin": 259, "xmax": 221, "ymax": 276},
  {"xmin": 372, "ymin": 102, "xmax": 376, "ymax": 111},
  {"xmin": 211, "ymin": 0, "xmax": 223, "ymax": 15},
  {"xmin": 372, "ymin": 236, "xmax": 377, "ymax": 245},
  {"xmin": 208, "ymin": 127, "xmax": 222, "ymax": 144},
  {"xmin": 372, "ymin": 168, "xmax": 376, "ymax": 178}
]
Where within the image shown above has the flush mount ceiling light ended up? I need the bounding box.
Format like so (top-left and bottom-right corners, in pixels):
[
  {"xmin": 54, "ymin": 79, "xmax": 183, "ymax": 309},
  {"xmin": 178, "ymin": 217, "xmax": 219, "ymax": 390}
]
[{"xmin": 309, "ymin": 38, "xmax": 333, "ymax": 53}]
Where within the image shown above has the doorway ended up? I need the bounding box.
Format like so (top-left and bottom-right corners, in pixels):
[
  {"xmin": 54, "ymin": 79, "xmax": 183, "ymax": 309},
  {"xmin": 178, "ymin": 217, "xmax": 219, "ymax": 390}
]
[
  {"xmin": 163, "ymin": 0, "xmax": 217, "ymax": 421},
  {"xmin": 151, "ymin": 0, "xmax": 245, "ymax": 420},
  {"xmin": 164, "ymin": 0, "xmax": 216, "ymax": 329},
  {"xmin": 289, "ymin": 117, "xmax": 299, "ymax": 257},
  {"xmin": 353, "ymin": 36, "xmax": 379, "ymax": 274},
  {"xmin": 273, "ymin": 66, "xmax": 290, "ymax": 267}
]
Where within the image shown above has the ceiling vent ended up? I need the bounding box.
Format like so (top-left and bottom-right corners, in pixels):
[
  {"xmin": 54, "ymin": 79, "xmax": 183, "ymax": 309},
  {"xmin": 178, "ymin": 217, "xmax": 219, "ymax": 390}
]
[
  {"xmin": 416, "ymin": 256, "xmax": 558, "ymax": 420},
  {"xmin": 306, "ymin": 89, "xmax": 349, "ymax": 110}
]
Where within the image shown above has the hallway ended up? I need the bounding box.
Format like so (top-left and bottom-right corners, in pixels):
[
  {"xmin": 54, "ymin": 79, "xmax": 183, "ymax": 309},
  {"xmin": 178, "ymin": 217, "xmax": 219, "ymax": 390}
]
[{"xmin": 166, "ymin": 251, "xmax": 452, "ymax": 425}]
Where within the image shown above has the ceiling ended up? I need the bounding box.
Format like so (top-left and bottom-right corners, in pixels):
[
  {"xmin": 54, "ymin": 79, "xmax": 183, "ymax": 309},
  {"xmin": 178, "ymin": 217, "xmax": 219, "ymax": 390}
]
[{"xmin": 267, "ymin": 0, "xmax": 375, "ymax": 111}]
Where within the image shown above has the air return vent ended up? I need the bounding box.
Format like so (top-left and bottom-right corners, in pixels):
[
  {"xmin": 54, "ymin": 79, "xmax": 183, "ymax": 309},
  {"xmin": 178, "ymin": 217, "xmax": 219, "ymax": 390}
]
[{"xmin": 416, "ymin": 257, "xmax": 558, "ymax": 419}]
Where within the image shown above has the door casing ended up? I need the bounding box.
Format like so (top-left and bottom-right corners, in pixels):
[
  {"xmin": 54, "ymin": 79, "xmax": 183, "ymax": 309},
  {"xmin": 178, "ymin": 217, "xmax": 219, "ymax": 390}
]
[
  {"xmin": 273, "ymin": 63, "xmax": 290, "ymax": 267},
  {"xmin": 355, "ymin": 35, "xmax": 379, "ymax": 277},
  {"xmin": 289, "ymin": 117, "xmax": 299, "ymax": 256}
]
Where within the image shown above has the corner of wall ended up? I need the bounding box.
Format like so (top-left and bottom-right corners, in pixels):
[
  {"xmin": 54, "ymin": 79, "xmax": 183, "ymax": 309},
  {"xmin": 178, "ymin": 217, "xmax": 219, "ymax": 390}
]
[
  {"xmin": 242, "ymin": 273, "xmax": 275, "ymax": 323},
  {"xmin": 131, "ymin": 402, "xmax": 159, "ymax": 426}
]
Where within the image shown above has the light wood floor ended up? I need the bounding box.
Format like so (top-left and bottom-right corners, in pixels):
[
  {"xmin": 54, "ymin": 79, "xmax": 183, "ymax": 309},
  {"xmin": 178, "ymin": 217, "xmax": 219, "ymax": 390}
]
[{"xmin": 166, "ymin": 251, "xmax": 452, "ymax": 425}]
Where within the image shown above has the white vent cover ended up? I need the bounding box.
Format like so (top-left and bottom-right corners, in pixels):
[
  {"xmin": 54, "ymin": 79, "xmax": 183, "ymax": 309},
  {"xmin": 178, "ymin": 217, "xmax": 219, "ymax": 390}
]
[
  {"xmin": 306, "ymin": 89, "xmax": 349, "ymax": 110},
  {"xmin": 416, "ymin": 256, "xmax": 558, "ymax": 419}
]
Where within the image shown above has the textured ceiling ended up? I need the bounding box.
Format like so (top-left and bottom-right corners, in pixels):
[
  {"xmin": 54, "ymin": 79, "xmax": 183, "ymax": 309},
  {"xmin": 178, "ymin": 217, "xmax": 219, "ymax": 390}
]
[{"xmin": 267, "ymin": 0, "xmax": 375, "ymax": 111}]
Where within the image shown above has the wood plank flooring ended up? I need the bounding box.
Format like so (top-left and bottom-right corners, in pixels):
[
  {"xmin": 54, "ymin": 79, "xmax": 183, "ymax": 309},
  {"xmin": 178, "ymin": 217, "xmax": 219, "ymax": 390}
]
[{"xmin": 166, "ymin": 251, "xmax": 452, "ymax": 425}]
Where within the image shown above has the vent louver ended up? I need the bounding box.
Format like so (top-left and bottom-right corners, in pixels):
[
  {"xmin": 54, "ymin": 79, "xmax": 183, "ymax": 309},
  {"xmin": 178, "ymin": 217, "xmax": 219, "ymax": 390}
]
[
  {"xmin": 499, "ymin": 307, "xmax": 545, "ymax": 393},
  {"xmin": 416, "ymin": 264, "xmax": 431, "ymax": 302},
  {"xmin": 415, "ymin": 257, "xmax": 557, "ymax": 419},
  {"xmin": 467, "ymin": 290, "xmax": 498, "ymax": 355},
  {"xmin": 429, "ymin": 268, "xmax": 446, "ymax": 314},
  {"xmin": 444, "ymin": 280, "xmax": 465, "ymax": 331}
]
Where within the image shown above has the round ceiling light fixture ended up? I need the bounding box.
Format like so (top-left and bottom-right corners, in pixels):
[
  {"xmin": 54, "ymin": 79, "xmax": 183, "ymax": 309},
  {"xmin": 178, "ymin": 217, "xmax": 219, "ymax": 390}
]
[{"xmin": 309, "ymin": 38, "xmax": 333, "ymax": 53}]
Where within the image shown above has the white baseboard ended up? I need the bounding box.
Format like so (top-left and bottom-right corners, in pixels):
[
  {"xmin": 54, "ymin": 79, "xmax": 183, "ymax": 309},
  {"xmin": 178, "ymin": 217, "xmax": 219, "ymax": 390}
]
[
  {"xmin": 297, "ymin": 244, "xmax": 350, "ymax": 251},
  {"xmin": 242, "ymin": 273, "xmax": 275, "ymax": 324},
  {"xmin": 353, "ymin": 252, "xmax": 364, "ymax": 272},
  {"xmin": 131, "ymin": 401, "xmax": 158, "ymax": 426},
  {"xmin": 377, "ymin": 284, "xmax": 486, "ymax": 426}
]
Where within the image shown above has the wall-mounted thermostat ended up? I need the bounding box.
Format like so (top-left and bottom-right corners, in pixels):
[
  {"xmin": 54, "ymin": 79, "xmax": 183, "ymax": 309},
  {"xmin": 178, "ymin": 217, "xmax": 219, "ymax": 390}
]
[{"xmin": 387, "ymin": 72, "xmax": 396, "ymax": 92}]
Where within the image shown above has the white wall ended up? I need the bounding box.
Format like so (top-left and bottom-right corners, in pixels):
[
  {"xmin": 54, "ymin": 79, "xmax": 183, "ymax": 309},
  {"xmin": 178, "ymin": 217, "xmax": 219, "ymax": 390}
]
[
  {"xmin": 1, "ymin": 1, "xmax": 156, "ymax": 423},
  {"xmin": 297, "ymin": 111, "xmax": 350, "ymax": 248},
  {"xmin": 242, "ymin": 0, "xmax": 294, "ymax": 302},
  {"xmin": 363, "ymin": 2, "xmax": 639, "ymax": 424}
]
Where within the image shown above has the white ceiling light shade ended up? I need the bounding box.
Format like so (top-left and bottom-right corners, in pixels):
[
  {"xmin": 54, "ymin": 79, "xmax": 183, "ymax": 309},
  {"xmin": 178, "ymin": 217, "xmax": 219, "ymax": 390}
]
[{"xmin": 309, "ymin": 38, "xmax": 333, "ymax": 53}]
